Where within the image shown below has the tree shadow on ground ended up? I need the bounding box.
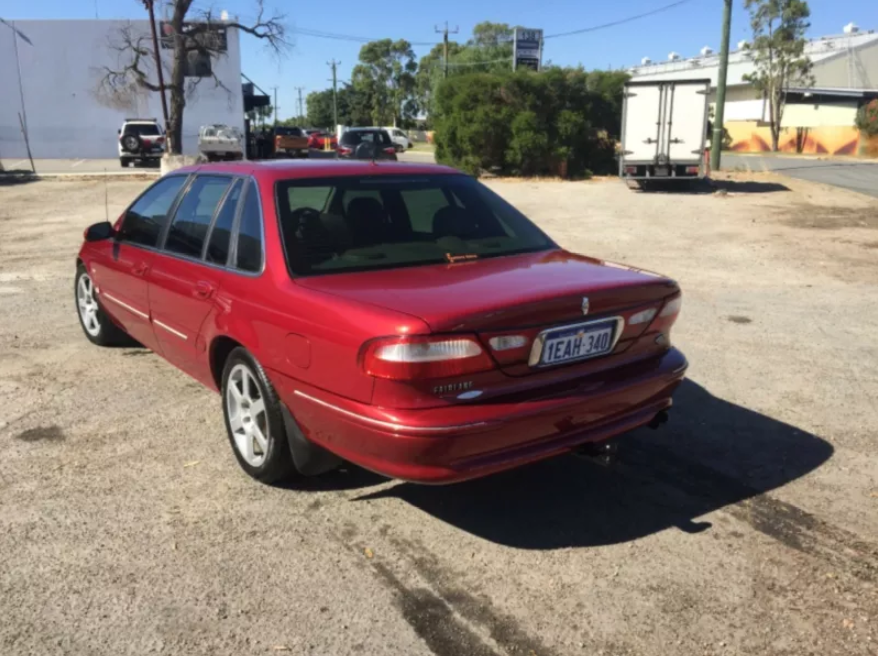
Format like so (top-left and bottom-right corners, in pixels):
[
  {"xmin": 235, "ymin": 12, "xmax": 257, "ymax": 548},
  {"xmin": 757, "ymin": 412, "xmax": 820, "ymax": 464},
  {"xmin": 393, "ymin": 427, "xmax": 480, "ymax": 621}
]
[
  {"xmin": 0, "ymin": 170, "xmax": 39, "ymax": 186},
  {"xmin": 632, "ymin": 178, "xmax": 789, "ymax": 194},
  {"xmin": 353, "ymin": 379, "xmax": 832, "ymax": 549}
]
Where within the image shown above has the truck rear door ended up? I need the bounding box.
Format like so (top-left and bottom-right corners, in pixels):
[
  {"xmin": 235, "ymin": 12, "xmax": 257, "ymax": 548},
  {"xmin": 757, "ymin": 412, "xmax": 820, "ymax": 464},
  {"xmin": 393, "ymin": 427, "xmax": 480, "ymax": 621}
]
[
  {"xmin": 623, "ymin": 84, "xmax": 663, "ymax": 162},
  {"xmin": 666, "ymin": 82, "xmax": 709, "ymax": 164}
]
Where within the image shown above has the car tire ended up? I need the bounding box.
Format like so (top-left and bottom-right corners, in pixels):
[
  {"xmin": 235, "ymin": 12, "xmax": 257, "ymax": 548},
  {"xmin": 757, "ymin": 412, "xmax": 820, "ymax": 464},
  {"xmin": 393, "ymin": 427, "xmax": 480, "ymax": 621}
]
[
  {"xmin": 221, "ymin": 347, "xmax": 297, "ymax": 484},
  {"xmin": 120, "ymin": 157, "xmax": 130, "ymax": 168},
  {"xmin": 75, "ymin": 264, "xmax": 130, "ymax": 347}
]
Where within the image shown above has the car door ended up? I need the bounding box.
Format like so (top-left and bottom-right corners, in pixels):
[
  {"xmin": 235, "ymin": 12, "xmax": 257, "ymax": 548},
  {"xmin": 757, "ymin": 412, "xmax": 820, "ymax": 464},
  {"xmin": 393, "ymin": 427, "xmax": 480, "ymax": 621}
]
[
  {"xmin": 147, "ymin": 174, "xmax": 242, "ymax": 378},
  {"xmin": 91, "ymin": 175, "xmax": 189, "ymax": 351}
]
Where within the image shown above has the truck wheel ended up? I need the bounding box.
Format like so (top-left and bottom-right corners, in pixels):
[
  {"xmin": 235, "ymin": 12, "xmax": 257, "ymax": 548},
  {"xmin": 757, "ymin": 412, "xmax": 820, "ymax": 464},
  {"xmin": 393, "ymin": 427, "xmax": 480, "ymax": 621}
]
[{"xmin": 119, "ymin": 157, "xmax": 129, "ymax": 168}]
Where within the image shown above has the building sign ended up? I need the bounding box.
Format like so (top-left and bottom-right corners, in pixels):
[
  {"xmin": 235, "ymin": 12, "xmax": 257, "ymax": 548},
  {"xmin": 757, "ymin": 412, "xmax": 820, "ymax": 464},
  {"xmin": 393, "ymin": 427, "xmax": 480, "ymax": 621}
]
[
  {"xmin": 513, "ymin": 28, "xmax": 543, "ymax": 71},
  {"xmin": 159, "ymin": 21, "xmax": 228, "ymax": 52},
  {"xmin": 159, "ymin": 21, "xmax": 227, "ymax": 78}
]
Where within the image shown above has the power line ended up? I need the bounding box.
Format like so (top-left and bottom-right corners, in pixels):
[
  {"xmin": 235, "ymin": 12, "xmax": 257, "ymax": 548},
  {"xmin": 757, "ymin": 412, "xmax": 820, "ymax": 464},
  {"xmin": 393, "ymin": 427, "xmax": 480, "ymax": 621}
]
[{"xmin": 543, "ymin": 0, "xmax": 697, "ymax": 39}]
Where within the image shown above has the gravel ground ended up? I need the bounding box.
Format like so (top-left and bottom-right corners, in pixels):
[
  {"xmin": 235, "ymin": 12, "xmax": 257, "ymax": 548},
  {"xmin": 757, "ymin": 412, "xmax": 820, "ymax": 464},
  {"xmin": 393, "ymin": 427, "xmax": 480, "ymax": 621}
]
[{"xmin": 1, "ymin": 172, "xmax": 877, "ymax": 656}]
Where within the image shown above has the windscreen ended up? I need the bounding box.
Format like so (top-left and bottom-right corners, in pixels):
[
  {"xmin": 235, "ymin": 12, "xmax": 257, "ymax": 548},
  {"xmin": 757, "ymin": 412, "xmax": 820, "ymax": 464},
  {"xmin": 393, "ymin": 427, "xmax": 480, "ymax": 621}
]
[
  {"xmin": 275, "ymin": 175, "xmax": 555, "ymax": 276},
  {"xmin": 340, "ymin": 130, "xmax": 391, "ymax": 146}
]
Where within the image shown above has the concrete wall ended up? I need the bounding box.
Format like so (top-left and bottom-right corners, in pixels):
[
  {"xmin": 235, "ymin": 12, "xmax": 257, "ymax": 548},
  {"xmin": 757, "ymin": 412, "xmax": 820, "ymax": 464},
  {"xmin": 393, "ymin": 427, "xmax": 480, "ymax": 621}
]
[
  {"xmin": 813, "ymin": 40, "xmax": 878, "ymax": 89},
  {"xmin": 0, "ymin": 19, "xmax": 243, "ymax": 159},
  {"xmin": 782, "ymin": 100, "xmax": 858, "ymax": 127}
]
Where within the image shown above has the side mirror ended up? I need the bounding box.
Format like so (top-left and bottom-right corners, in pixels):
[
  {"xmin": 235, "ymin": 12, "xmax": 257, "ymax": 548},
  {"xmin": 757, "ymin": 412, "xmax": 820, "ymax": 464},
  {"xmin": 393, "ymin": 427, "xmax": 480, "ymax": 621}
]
[{"xmin": 84, "ymin": 221, "xmax": 115, "ymax": 242}]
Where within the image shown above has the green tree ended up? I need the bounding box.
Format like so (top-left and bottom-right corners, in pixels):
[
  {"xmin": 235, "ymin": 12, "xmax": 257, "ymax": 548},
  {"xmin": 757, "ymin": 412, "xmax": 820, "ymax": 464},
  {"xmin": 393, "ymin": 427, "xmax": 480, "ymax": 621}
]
[
  {"xmin": 743, "ymin": 0, "xmax": 814, "ymax": 151},
  {"xmin": 855, "ymin": 98, "xmax": 878, "ymax": 136},
  {"xmin": 306, "ymin": 89, "xmax": 334, "ymax": 128},
  {"xmin": 352, "ymin": 39, "xmax": 417, "ymax": 126},
  {"xmin": 246, "ymin": 103, "xmax": 273, "ymax": 127},
  {"xmin": 433, "ymin": 68, "xmax": 618, "ymax": 178}
]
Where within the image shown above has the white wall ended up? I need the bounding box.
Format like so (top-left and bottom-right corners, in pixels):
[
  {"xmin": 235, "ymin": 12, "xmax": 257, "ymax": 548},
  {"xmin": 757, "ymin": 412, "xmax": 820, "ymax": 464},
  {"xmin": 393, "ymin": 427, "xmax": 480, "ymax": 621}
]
[{"xmin": 0, "ymin": 19, "xmax": 243, "ymax": 159}]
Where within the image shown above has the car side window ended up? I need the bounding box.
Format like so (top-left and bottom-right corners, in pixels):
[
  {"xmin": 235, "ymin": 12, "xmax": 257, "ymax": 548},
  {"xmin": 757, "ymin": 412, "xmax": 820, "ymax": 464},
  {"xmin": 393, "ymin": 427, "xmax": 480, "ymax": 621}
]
[
  {"xmin": 205, "ymin": 179, "xmax": 244, "ymax": 265},
  {"xmin": 118, "ymin": 176, "xmax": 188, "ymax": 248},
  {"xmin": 235, "ymin": 180, "xmax": 263, "ymax": 272},
  {"xmin": 165, "ymin": 175, "xmax": 231, "ymax": 259}
]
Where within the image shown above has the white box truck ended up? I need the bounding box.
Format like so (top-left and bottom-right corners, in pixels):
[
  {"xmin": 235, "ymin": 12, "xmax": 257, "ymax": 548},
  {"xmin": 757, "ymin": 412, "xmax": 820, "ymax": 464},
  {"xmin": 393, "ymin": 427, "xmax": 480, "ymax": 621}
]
[{"xmin": 619, "ymin": 79, "xmax": 711, "ymax": 186}]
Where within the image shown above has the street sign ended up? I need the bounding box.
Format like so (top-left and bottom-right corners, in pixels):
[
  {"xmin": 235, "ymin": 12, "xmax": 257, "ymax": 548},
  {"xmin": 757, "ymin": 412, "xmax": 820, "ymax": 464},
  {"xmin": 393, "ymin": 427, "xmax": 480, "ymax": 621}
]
[{"xmin": 513, "ymin": 28, "xmax": 543, "ymax": 71}]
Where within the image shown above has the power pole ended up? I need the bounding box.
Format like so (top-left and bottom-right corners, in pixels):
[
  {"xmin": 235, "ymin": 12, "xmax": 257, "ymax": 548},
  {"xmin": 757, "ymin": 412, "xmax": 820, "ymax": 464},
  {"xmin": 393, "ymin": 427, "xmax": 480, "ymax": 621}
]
[
  {"xmin": 272, "ymin": 86, "xmax": 278, "ymax": 128},
  {"xmin": 435, "ymin": 22, "xmax": 459, "ymax": 78},
  {"xmin": 141, "ymin": 1, "xmax": 170, "ymax": 147},
  {"xmin": 710, "ymin": 0, "xmax": 733, "ymax": 172},
  {"xmin": 328, "ymin": 59, "xmax": 340, "ymax": 128},
  {"xmin": 295, "ymin": 86, "xmax": 305, "ymax": 124}
]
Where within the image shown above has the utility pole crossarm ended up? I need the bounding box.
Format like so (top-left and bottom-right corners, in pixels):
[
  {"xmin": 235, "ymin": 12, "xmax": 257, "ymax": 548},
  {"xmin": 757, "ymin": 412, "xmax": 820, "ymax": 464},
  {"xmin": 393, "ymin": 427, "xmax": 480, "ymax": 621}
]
[{"xmin": 435, "ymin": 22, "xmax": 459, "ymax": 79}]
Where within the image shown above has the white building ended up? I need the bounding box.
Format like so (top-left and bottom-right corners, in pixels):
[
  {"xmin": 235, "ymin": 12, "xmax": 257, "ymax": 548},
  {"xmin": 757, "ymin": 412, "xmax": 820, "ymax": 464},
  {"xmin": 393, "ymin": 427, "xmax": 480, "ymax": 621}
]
[
  {"xmin": 628, "ymin": 26, "xmax": 878, "ymax": 154},
  {"xmin": 0, "ymin": 19, "xmax": 244, "ymax": 159}
]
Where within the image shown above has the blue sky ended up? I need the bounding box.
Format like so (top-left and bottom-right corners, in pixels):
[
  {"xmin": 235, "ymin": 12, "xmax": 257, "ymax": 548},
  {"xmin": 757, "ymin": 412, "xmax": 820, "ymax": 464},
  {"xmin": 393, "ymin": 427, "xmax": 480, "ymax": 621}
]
[{"xmin": 6, "ymin": 0, "xmax": 877, "ymax": 121}]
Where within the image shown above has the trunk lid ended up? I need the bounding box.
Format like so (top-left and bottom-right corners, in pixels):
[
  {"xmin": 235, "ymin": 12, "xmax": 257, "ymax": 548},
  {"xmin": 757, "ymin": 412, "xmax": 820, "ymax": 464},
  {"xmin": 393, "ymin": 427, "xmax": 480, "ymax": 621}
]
[{"xmin": 297, "ymin": 250, "xmax": 678, "ymax": 374}]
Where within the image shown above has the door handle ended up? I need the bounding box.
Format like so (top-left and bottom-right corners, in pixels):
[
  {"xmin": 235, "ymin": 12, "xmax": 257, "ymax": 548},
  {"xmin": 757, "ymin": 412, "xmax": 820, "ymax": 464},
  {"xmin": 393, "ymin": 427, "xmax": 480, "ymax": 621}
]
[
  {"xmin": 194, "ymin": 281, "xmax": 215, "ymax": 299},
  {"xmin": 132, "ymin": 262, "xmax": 150, "ymax": 277}
]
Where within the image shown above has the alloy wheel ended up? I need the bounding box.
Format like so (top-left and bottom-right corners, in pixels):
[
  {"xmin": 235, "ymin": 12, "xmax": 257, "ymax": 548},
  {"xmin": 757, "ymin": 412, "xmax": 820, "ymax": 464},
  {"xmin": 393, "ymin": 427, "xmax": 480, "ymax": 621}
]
[
  {"xmin": 226, "ymin": 364, "xmax": 269, "ymax": 467},
  {"xmin": 77, "ymin": 273, "xmax": 101, "ymax": 337}
]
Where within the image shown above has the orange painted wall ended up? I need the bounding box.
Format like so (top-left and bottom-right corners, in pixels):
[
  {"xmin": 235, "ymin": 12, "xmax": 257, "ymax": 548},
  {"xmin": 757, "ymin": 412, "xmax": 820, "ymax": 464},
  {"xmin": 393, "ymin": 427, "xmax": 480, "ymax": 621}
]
[{"xmin": 725, "ymin": 121, "xmax": 864, "ymax": 155}]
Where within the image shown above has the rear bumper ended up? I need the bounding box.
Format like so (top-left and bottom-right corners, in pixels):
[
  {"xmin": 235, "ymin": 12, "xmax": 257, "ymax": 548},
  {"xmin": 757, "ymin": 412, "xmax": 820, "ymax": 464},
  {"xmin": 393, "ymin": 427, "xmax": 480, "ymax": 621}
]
[{"xmin": 275, "ymin": 348, "xmax": 687, "ymax": 484}]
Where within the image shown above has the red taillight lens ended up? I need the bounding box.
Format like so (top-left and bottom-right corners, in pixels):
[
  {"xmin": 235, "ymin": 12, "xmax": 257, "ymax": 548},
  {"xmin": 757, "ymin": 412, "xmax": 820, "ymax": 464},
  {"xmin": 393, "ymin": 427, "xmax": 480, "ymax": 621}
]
[
  {"xmin": 685, "ymin": 166, "xmax": 699, "ymax": 174},
  {"xmin": 361, "ymin": 335, "xmax": 495, "ymax": 380},
  {"xmin": 624, "ymin": 166, "xmax": 637, "ymax": 175},
  {"xmin": 156, "ymin": 136, "xmax": 165, "ymax": 144},
  {"xmin": 647, "ymin": 294, "xmax": 682, "ymax": 334},
  {"xmin": 383, "ymin": 147, "xmax": 396, "ymax": 155},
  {"xmin": 338, "ymin": 146, "xmax": 352, "ymax": 155}
]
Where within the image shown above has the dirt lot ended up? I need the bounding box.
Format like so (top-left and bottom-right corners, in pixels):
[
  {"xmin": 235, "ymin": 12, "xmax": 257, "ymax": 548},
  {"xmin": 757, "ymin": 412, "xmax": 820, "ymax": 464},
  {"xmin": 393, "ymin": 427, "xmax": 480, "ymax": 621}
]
[{"xmin": 1, "ymin": 172, "xmax": 877, "ymax": 656}]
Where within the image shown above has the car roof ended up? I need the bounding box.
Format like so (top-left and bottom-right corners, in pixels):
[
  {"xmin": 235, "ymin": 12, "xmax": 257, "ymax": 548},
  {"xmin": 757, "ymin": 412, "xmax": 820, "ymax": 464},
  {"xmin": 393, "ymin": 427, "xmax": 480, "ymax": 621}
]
[
  {"xmin": 173, "ymin": 159, "xmax": 461, "ymax": 182},
  {"xmin": 345, "ymin": 127, "xmax": 387, "ymax": 132}
]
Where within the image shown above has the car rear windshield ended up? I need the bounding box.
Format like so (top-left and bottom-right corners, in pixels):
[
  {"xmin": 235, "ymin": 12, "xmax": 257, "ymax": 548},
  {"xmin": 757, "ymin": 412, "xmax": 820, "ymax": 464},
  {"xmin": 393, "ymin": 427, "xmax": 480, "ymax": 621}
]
[
  {"xmin": 275, "ymin": 175, "xmax": 555, "ymax": 276},
  {"xmin": 275, "ymin": 127, "xmax": 303, "ymax": 136},
  {"xmin": 340, "ymin": 130, "xmax": 391, "ymax": 146},
  {"xmin": 125, "ymin": 123, "xmax": 161, "ymax": 136}
]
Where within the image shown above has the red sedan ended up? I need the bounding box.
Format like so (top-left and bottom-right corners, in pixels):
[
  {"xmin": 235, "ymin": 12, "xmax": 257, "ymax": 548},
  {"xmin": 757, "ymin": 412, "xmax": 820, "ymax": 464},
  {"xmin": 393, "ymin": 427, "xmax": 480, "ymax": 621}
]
[
  {"xmin": 75, "ymin": 160, "xmax": 687, "ymax": 484},
  {"xmin": 308, "ymin": 131, "xmax": 337, "ymax": 150}
]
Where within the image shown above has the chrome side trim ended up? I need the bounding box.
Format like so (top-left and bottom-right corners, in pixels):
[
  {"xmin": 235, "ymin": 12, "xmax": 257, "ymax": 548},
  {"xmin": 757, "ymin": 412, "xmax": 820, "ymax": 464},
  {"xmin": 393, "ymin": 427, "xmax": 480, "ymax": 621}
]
[
  {"xmin": 101, "ymin": 292, "xmax": 149, "ymax": 320},
  {"xmin": 292, "ymin": 390, "xmax": 487, "ymax": 434},
  {"xmin": 528, "ymin": 316, "xmax": 626, "ymax": 367},
  {"xmin": 153, "ymin": 319, "xmax": 188, "ymax": 340}
]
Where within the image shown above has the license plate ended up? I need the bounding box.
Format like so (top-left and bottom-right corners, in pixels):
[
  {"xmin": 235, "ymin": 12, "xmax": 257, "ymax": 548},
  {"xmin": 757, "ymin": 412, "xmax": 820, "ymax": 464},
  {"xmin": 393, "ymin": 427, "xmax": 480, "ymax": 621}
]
[
  {"xmin": 654, "ymin": 166, "xmax": 669, "ymax": 177},
  {"xmin": 538, "ymin": 321, "xmax": 617, "ymax": 366}
]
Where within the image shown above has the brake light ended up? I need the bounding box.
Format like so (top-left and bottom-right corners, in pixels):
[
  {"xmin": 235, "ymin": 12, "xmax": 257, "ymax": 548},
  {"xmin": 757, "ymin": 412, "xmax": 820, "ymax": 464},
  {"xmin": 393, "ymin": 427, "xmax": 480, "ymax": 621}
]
[
  {"xmin": 685, "ymin": 166, "xmax": 699, "ymax": 174},
  {"xmin": 659, "ymin": 296, "xmax": 682, "ymax": 318},
  {"xmin": 338, "ymin": 146, "xmax": 352, "ymax": 155},
  {"xmin": 156, "ymin": 136, "xmax": 165, "ymax": 144},
  {"xmin": 383, "ymin": 147, "xmax": 396, "ymax": 155},
  {"xmin": 361, "ymin": 335, "xmax": 495, "ymax": 380},
  {"xmin": 624, "ymin": 166, "xmax": 637, "ymax": 175}
]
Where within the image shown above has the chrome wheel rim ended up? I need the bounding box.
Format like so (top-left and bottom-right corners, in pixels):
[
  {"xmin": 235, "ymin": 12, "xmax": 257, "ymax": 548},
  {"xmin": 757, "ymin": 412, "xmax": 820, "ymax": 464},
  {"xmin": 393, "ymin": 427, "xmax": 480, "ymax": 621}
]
[
  {"xmin": 226, "ymin": 364, "xmax": 269, "ymax": 467},
  {"xmin": 77, "ymin": 273, "xmax": 101, "ymax": 337}
]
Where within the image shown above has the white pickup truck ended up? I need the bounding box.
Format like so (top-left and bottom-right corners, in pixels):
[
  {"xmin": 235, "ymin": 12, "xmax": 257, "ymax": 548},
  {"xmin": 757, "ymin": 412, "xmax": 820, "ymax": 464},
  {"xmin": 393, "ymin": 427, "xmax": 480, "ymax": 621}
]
[
  {"xmin": 619, "ymin": 79, "xmax": 710, "ymax": 187},
  {"xmin": 198, "ymin": 124, "xmax": 244, "ymax": 161}
]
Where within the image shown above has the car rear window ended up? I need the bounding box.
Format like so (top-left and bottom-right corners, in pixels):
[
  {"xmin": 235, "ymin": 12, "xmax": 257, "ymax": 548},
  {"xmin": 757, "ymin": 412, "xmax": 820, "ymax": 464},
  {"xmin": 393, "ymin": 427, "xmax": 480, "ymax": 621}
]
[
  {"xmin": 125, "ymin": 123, "xmax": 161, "ymax": 136},
  {"xmin": 340, "ymin": 130, "xmax": 391, "ymax": 146},
  {"xmin": 275, "ymin": 127, "xmax": 303, "ymax": 137},
  {"xmin": 275, "ymin": 175, "xmax": 555, "ymax": 276}
]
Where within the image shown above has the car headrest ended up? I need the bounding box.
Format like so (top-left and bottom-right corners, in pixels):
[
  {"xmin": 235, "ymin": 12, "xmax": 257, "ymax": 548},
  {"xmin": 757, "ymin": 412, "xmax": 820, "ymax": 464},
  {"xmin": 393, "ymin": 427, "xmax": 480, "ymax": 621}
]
[{"xmin": 432, "ymin": 205, "xmax": 477, "ymax": 240}]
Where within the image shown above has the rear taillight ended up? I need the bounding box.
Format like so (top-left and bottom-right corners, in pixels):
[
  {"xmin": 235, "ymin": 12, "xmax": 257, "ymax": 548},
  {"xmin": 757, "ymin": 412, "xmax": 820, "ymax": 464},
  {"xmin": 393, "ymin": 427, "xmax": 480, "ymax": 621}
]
[
  {"xmin": 156, "ymin": 136, "xmax": 165, "ymax": 144},
  {"xmin": 361, "ymin": 335, "xmax": 495, "ymax": 380},
  {"xmin": 338, "ymin": 146, "xmax": 352, "ymax": 155},
  {"xmin": 624, "ymin": 166, "xmax": 637, "ymax": 175},
  {"xmin": 647, "ymin": 294, "xmax": 682, "ymax": 336},
  {"xmin": 685, "ymin": 166, "xmax": 699, "ymax": 174},
  {"xmin": 383, "ymin": 147, "xmax": 396, "ymax": 155},
  {"xmin": 659, "ymin": 295, "xmax": 682, "ymax": 318}
]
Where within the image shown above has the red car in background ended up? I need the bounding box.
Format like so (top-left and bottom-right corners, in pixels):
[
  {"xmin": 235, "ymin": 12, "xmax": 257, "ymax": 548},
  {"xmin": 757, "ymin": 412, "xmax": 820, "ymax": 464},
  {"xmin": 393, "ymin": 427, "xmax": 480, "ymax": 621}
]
[
  {"xmin": 308, "ymin": 131, "xmax": 338, "ymax": 150},
  {"xmin": 74, "ymin": 160, "xmax": 686, "ymax": 485}
]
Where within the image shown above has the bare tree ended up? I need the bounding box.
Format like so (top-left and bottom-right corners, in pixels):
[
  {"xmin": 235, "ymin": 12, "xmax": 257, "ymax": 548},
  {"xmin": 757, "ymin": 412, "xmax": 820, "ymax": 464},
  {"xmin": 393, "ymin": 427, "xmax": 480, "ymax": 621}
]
[{"xmin": 98, "ymin": 0, "xmax": 287, "ymax": 154}]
